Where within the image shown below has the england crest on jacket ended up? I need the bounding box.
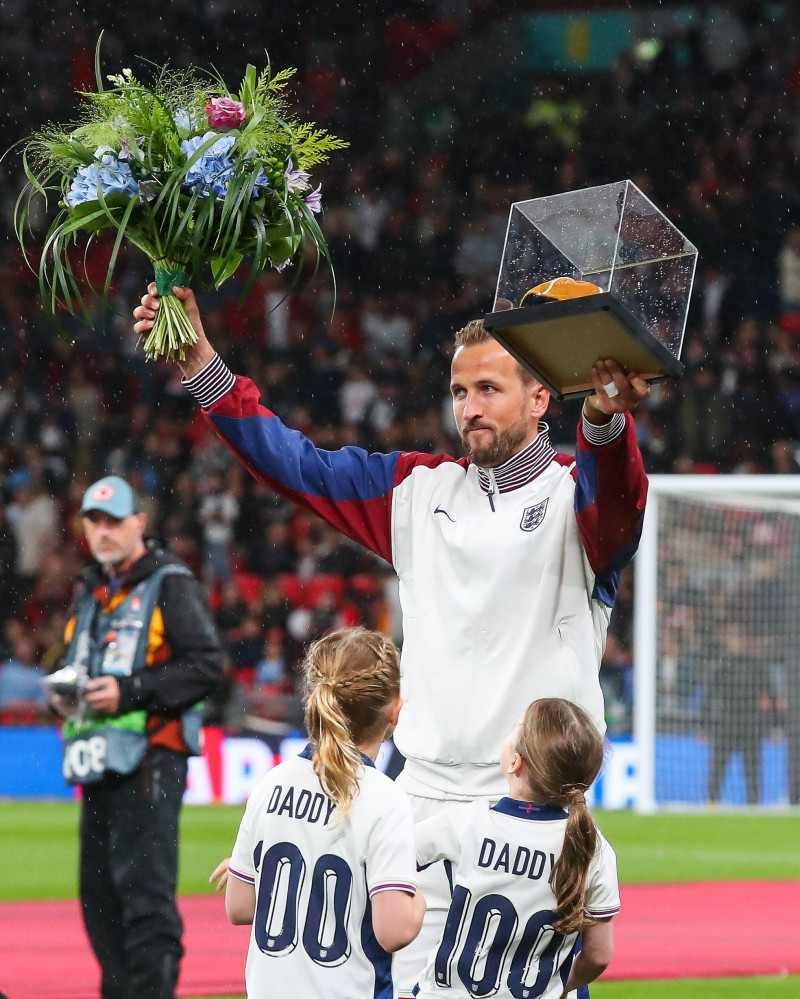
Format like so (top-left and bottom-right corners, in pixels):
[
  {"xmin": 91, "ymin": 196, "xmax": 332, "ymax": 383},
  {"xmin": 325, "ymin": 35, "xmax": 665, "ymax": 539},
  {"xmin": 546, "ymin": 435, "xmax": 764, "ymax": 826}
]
[{"xmin": 520, "ymin": 498, "xmax": 548, "ymax": 532}]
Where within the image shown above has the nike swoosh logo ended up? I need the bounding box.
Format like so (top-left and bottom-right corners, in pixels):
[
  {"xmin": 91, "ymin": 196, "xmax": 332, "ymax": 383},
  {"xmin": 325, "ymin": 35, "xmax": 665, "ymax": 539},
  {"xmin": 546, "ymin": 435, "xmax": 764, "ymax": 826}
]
[{"xmin": 434, "ymin": 505, "xmax": 456, "ymax": 523}]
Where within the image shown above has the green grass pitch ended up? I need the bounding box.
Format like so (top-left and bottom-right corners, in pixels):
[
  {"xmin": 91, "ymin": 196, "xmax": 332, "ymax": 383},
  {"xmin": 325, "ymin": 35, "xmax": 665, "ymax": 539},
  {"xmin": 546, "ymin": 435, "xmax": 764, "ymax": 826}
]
[{"xmin": 3, "ymin": 802, "xmax": 799, "ymax": 998}]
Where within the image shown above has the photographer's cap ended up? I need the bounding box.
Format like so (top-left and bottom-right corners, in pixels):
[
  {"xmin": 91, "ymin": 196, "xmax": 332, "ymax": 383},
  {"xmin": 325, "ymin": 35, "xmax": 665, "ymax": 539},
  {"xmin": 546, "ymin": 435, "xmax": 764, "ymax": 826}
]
[{"xmin": 80, "ymin": 476, "xmax": 137, "ymax": 519}]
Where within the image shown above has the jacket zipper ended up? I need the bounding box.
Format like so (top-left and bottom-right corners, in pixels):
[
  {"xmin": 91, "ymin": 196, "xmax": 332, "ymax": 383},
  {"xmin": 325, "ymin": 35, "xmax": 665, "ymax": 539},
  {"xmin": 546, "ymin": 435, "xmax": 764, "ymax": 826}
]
[{"xmin": 487, "ymin": 469, "xmax": 497, "ymax": 512}]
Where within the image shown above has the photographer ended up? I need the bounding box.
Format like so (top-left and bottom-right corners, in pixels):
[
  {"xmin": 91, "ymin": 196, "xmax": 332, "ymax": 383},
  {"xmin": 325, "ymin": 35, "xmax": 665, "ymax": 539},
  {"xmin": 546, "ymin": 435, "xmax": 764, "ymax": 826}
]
[{"xmin": 48, "ymin": 475, "xmax": 223, "ymax": 999}]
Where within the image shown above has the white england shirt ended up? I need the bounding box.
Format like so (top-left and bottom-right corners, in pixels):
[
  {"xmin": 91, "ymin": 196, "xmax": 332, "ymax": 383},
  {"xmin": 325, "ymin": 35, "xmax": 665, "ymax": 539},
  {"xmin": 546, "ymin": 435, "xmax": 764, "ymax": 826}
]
[
  {"xmin": 228, "ymin": 746, "xmax": 418, "ymax": 999},
  {"xmin": 414, "ymin": 798, "xmax": 620, "ymax": 999}
]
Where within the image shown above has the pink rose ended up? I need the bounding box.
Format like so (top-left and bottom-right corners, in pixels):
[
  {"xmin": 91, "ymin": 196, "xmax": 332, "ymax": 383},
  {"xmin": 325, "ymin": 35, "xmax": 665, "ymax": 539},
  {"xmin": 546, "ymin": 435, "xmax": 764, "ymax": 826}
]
[{"xmin": 204, "ymin": 97, "xmax": 247, "ymax": 131}]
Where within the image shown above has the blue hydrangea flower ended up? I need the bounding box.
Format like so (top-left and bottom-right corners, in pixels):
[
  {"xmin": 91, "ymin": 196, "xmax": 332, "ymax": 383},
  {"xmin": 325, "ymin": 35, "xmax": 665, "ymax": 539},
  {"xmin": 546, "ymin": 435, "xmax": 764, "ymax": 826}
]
[
  {"xmin": 174, "ymin": 108, "xmax": 201, "ymax": 132},
  {"xmin": 65, "ymin": 151, "xmax": 139, "ymax": 207},
  {"xmin": 241, "ymin": 151, "xmax": 270, "ymax": 198},
  {"xmin": 252, "ymin": 167, "xmax": 270, "ymax": 196},
  {"xmin": 180, "ymin": 132, "xmax": 236, "ymax": 199}
]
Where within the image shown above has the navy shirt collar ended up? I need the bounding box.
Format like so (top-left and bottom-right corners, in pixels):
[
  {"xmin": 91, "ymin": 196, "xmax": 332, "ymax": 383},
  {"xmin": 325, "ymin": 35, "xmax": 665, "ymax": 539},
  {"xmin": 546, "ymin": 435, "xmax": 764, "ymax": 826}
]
[
  {"xmin": 492, "ymin": 796, "xmax": 568, "ymax": 821},
  {"xmin": 299, "ymin": 742, "xmax": 376, "ymax": 769}
]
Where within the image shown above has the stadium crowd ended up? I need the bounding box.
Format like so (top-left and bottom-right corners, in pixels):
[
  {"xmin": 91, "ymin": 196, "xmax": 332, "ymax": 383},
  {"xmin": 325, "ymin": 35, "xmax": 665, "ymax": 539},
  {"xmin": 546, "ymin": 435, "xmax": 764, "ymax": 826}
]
[{"xmin": 2, "ymin": 0, "xmax": 800, "ymax": 734}]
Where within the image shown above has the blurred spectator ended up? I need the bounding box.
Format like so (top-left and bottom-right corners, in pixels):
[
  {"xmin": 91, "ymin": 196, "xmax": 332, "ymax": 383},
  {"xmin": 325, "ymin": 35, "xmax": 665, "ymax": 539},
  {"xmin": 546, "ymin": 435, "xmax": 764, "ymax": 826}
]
[
  {"xmin": 339, "ymin": 362, "xmax": 377, "ymax": 425},
  {"xmin": 316, "ymin": 525, "xmax": 363, "ymax": 575},
  {"xmin": 360, "ymin": 297, "xmax": 414, "ymax": 359},
  {"xmin": 676, "ymin": 363, "xmax": 732, "ymax": 469},
  {"xmin": 0, "ymin": 506, "xmax": 19, "ymax": 624},
  {"xmin": 0, "ymin": 634, "xmax": 47, "ymax": 714},
  {"xmin": 250, "ymin": 521, "xmax": 296, "ymax": 576},
  {"xmin": 600, "ymin": 632, "xmax": 634, "ymax": 734},
  {"xmin": 216, "ymin": 580, "xmax": 250, "ymax": 632},
  {"xmin": 22, "ymin": 551, "xmax": 73, "ymax": 628},
  {"xmin": 254, "ymin": 629, "xmax": 288, "ymax": 687},
  {"xmin": 769, "ymin": 439, "xmax": 800, "ymax": 474},
  {"xmin": 705, "ymin": 622, "xmax": 773, "ymax": 805},
  {"xmin": 308, "ymin": 589, "xmax": 340, "ymax": 636},
  {"xmin": 7, "ymin": 480, "xmax": 59, "ymax": 589},
  {"xmin": 779, "ymin": 228, "xmax": 800, "ymax": 333},
  {"xmin": 160, "ymin": 472, "xmax": 199, "ymax": 538},
  {"xmin": 198, "ymin": 473, "xmax": 239, "ymax": 584},
  {"xmin": 287, "ymin": 588, "xmax": 342, "ymax": 645},
  {"xmin": 228, "ymin": 614, "xmax": 265, "ymax": 675},
  {"xmin": 202, "ymin": 661, "xmax": 250, "ymax": 729},
  {"xmin": 39, "ymin": 611, "xmax": 70, "ymax": 673},
  {"xmin": 256, "ymin": 578, "xmax": 291, "ymax": 632}
]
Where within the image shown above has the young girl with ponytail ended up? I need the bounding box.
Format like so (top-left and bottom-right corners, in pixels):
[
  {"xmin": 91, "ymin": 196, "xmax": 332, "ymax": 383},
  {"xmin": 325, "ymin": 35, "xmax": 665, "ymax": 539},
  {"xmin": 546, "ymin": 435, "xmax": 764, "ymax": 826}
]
[
  {"xmin": 413, "ymin": 698, "xmax": 618, "ymax": 999},
  {"xmin": 224, "ymin": 626, "xmax": 425, "ymax": 999}
]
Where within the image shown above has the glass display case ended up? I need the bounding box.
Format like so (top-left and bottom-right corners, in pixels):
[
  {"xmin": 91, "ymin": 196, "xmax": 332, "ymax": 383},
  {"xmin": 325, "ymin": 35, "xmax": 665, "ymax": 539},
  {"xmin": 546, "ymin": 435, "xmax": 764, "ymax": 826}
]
[{"xmin": 483, "ymin": 180, "xmax": 698, "ymax": 399}]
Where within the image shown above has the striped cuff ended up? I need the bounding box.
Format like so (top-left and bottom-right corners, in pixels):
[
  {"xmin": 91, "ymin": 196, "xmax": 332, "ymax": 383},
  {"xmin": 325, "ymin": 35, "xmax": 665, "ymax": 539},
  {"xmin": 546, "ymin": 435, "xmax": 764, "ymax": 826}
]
[
  {"xmin": 369, "ymin": 881, "xmax": 417, "ymax": 898},
  {"xmin": 228, "ymin": 865, "xmax": 255, "ymax": 885},
  {"xmin": 586, "ymin": 905, "xmax": 620, "ymax": 918},
  {"xmin": 581, "ymin": 411, "xmax": 626, "ymax": 446},
  {"xmin": 181, "ymin": 353, "xmax": 236, "ymax": 410}
]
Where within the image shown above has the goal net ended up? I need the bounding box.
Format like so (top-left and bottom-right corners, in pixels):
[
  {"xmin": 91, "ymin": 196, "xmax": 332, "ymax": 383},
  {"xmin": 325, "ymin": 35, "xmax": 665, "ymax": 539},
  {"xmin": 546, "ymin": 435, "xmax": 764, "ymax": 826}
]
[{"xmin": 633, "ymin": 476, "xmax": 800, "ymax": 811}]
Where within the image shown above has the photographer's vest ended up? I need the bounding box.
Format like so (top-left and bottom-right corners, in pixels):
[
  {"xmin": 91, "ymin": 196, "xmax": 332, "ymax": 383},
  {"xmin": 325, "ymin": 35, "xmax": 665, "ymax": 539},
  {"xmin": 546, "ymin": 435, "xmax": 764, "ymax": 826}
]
[{"xmin": 61, "ymin": 564, "xmax": 203, "ymax": 785}]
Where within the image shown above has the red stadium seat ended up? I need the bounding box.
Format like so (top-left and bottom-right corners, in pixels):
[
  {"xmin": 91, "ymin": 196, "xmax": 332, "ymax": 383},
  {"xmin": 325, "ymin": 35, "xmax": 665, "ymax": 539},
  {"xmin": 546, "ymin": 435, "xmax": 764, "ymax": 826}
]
[
  {"xmin": 0, "ymin": 703, "xmax": 43, "ymax": 726},
  {"xmin": 235, "ymin": 667, "xmax": 256, "ymax": 688},
  {"xmin": 307, "ymin": 575, "xmax": 345, "ymax": 607},
  {"xmin": 234, "ymin": 572, "xmax": 262, "ymax": 606},
  {"xmin": 279, "ymin": 574, "xmax": 309, "ymax": 608},
  {"xmin": 349, "ymin": 573, "xmax": 379, "ymax": 597},
  {"xmin": 229, "ymin": 554, "xmax": 248, "ymax": 573}
]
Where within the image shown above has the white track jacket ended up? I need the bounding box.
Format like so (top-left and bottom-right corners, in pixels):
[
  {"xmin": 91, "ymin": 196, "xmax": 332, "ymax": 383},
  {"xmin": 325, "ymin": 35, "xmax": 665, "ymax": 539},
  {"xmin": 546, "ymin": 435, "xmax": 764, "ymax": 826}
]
[{"xmin": 186, "ymin": 356, "xmax": 648, "ymax": 799}]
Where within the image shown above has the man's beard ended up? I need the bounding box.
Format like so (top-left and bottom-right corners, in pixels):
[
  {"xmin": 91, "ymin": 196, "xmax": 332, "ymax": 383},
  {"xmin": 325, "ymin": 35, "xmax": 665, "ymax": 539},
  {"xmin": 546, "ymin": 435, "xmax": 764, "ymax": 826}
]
[
  {"xmin": 459, "ymin": 415, "xmax": 530, "ymax": 468},
  {"xmin": 94, "ymin": 550, "xmax": 125, "ymax": 572}
]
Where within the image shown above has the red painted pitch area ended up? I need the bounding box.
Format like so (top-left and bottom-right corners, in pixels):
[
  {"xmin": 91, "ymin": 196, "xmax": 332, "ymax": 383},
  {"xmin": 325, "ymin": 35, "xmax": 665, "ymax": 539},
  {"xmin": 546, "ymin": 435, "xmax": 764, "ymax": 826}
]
[{"xmin": 1, "ymin": 881, "xmax": 798, "ymax": 997}]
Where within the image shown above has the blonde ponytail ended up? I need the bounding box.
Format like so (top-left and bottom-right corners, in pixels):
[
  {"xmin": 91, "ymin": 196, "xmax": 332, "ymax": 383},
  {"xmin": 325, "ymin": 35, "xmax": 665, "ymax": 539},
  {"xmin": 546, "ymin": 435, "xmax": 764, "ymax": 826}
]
[
  {"xmin": 303, "ymin": 627, "xmax": 400, "ymax": 818},
  {"xmin": 516, "ymin": 699, "xmax": 604, "ymax": 935}
]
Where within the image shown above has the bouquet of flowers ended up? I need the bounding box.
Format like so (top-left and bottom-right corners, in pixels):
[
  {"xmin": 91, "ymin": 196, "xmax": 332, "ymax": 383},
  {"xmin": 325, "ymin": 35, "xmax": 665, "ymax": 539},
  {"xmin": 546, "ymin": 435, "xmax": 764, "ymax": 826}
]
[{"xmin": 13, "ymin": 50, "xmax": 347, "ymax": 359}]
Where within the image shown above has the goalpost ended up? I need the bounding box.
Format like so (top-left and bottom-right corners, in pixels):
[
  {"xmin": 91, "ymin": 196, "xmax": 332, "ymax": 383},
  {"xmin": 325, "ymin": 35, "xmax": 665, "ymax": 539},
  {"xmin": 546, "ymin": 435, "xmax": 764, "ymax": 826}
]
[{"xmin": 633, "ymin": 475, "xmax": 800, "ymax": 812}]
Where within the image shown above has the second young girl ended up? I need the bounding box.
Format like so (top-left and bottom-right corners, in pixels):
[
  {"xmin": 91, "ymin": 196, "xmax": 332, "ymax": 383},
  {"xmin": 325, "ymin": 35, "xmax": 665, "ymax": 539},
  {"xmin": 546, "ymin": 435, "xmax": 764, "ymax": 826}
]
[
  {"xmin": 224, "ymin": 626, "xmax": 426, "ymax": 999},
  {"xmin": 414, "ymin": 697, "xmax": 619, "ymax": 999}
]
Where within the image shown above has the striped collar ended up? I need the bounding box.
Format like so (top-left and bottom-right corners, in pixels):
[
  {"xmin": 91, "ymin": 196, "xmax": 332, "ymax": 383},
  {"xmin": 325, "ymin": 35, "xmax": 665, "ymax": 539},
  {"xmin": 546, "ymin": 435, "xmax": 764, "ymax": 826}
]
[
  {"xmin": 492, "ymin": 797, "xmax": 568, "ymax": 821},
  {"xmin": 299, "ymin": 742, "xmax": 376, "ymax": 769},
  {"xmin": 476, "ymin": 423, "xmax": 556, "ymax": 494}
]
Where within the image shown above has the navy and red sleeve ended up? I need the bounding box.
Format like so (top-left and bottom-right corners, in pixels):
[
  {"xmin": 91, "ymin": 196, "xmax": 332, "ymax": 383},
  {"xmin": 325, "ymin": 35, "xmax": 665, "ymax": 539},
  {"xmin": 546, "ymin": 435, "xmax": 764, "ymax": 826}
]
[
  {"xmin": 568, "ymin": 412, "xmax": 648, "ymax": 606},
  {"xmin": 202, "ymin": 373, "xmax": 439, "ymax": 565}
]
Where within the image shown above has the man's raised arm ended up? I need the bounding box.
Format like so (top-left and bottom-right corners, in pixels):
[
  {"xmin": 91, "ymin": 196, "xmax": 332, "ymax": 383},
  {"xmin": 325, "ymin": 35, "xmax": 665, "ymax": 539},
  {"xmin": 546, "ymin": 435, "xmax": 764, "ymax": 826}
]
[
  {"xmin": 573, "ymin": 358, "xmax": 650, "ymax": 602},
  {"xmin": 134, "ymin": 285, "xmax": 429, "ymax": 565}
]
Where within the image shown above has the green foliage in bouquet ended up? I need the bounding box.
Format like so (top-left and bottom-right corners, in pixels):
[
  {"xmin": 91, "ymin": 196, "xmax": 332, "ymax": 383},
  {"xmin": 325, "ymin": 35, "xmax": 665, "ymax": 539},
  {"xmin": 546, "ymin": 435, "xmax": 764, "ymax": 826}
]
[{"xmin": 13, "ymin": 43, "xmax": 348, "ymax": 359}]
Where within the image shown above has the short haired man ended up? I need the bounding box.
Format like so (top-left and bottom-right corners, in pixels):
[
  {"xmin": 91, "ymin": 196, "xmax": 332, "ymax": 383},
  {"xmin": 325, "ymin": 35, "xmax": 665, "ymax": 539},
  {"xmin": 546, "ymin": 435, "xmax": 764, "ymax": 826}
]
[
  {"xmin": 50, "ymin": 475, "xmax": 223, "ymax": 999},
  {"xmin": 135, "ymin": 285, "xmax": 648, "ymax": 996}
]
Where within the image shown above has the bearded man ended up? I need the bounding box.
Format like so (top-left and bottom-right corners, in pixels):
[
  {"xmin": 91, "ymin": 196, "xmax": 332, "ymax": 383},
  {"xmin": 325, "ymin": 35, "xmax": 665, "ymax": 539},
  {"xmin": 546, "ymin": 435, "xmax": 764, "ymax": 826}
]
[
  {"xmin": 135, "ymin": 285, "xmax": 648, "ymax": 997},
  {"xmin": 49, "ymin": 475, "xmax": 222, "ymax": 999}
]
